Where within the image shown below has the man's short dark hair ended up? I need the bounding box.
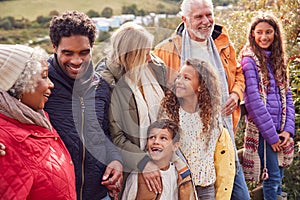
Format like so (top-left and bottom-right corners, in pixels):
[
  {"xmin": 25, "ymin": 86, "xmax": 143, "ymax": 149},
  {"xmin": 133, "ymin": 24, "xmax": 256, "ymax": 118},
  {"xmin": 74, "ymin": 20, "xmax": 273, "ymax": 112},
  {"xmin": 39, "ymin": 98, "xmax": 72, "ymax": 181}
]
[
  {"xmin": 49, "ymin": 10, "xmax": 96, "ymax": 47},
  {"xmin": 147, "ymin": 119, "xmax": 180, "ymax": 143}
]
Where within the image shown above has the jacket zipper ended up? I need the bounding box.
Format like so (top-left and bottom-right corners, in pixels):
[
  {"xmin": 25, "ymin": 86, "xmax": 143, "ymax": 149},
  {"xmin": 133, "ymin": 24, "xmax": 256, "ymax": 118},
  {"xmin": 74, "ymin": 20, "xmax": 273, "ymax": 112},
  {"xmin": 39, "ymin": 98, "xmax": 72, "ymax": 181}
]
[{"xmin": 79, "ymin": 97, "xmax": 86, "ymax": 200}]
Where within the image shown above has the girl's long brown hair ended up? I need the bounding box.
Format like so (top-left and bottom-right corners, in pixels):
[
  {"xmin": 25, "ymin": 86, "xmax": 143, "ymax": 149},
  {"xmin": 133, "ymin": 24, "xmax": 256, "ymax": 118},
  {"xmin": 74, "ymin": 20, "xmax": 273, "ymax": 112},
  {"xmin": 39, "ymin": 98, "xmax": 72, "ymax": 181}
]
[{"xmin": 248, "ymin": 12, "xmax": 288, "ymax": 89}]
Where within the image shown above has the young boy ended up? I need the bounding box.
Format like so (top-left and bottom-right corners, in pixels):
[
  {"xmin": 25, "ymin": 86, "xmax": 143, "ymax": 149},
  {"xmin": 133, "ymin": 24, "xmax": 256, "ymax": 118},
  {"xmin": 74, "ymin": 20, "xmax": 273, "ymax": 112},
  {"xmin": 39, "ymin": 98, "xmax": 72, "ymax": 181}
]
[{"xmin": 122, "ymin": 119, "xmax": 196, "ymax": 200}]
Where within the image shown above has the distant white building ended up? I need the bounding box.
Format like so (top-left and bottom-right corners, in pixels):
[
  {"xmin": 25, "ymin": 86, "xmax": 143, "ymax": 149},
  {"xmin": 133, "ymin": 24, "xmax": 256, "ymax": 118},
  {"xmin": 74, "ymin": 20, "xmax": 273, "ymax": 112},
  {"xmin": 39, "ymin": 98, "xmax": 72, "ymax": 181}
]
[
  {"xmin": 215, "ymin": 5, "xmax": 233, "ymax": 11},
  {"xmin": 133, "ymin": 15, "xmax": 153, "ymax": 26},
  {"xmin": 93, "ymin": 13, "xmax": 178, "ymax": 32},
  {"xmin": 118, "ymin": 14, "xmax": 135, "ymax": 24},
  {"xmin": 96, "ymin": 22, "xmax": 109, "ymax": 32},
  {"xmin": 93, "ymin": 14, "xmax": 136, "ymax": 31},
  {"xmin": 93, "ymin": 17, "xmax": 120, "ymax": 31}
]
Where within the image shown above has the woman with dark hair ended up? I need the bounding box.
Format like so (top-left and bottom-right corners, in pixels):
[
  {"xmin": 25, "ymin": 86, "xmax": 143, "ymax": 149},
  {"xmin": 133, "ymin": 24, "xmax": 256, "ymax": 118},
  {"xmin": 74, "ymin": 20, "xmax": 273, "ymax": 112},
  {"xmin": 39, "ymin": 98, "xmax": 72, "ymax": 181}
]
[{"xmin": 240, "ymin": 12, "xmax": 295, "ymax": 200}]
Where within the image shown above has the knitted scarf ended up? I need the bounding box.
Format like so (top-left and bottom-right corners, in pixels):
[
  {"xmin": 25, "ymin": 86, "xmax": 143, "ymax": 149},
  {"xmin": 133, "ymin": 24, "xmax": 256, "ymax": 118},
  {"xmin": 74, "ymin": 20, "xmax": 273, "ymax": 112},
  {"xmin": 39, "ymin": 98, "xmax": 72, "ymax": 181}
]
[
  {"xmin": 0, "ymin": 89, "xmax": 52, "ymax": 130},
  {"xmin": 125, "ymin": 65, "xmax": 165, "ymax": 150},
  {"xmin": 241, "ymin": 46, "xmax": 294, "ymax": 182}
]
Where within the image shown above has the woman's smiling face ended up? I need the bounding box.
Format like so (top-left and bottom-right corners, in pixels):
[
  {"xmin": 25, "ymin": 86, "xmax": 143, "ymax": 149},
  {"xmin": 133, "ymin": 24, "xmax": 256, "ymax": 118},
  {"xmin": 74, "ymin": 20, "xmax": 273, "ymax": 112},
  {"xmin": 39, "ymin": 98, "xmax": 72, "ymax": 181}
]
[{"xmin": 21, "ymin": 61, "xmax": 54, "ymax": 111}]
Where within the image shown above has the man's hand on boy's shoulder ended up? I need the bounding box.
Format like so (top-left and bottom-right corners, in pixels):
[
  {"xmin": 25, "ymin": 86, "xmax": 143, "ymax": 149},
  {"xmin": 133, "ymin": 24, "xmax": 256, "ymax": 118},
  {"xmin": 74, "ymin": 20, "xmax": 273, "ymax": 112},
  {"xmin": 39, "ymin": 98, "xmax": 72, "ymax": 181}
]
[{"xmin": 142, "ymin": 161, "xmax": 162, "ymax": 194}]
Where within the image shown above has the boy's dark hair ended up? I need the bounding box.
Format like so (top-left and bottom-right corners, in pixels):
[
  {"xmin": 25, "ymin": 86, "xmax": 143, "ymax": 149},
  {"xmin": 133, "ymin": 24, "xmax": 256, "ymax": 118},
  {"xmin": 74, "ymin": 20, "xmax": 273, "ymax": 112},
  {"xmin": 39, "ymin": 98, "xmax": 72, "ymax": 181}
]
[
  {"xmin": 49, "ymin": 10, "xmax": 96, "ymax": 47},
  {"xmin": 147, "ymin": 119, "xmax": 180, "ymax": 143}
]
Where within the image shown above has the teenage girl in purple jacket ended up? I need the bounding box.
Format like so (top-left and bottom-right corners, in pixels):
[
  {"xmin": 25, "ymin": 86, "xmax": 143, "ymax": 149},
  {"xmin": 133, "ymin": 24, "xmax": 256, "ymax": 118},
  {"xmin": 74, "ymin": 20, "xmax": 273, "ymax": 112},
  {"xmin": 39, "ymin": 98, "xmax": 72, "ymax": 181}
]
[{"xmin": 240, "ymin": 12, "xmax": 295, "ymax": 200}]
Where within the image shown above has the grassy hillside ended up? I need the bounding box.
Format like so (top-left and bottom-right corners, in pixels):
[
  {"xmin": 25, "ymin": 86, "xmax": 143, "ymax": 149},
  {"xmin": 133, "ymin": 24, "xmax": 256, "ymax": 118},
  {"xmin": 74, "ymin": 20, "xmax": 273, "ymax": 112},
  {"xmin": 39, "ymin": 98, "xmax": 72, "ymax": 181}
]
[{"xmin": 0, "ymin": 0, "xmax": 180, "ymax": 20}]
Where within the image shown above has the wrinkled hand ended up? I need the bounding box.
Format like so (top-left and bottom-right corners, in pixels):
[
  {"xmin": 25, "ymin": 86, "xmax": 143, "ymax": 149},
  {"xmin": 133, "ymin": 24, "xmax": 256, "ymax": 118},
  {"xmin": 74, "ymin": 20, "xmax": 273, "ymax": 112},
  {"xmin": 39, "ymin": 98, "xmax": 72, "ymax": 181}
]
[
  {"xmin": 222, "ymin": 93, "xmax": 239, "ymax": 116},
  {"xmin": 101, "ymin": 160, "xmax": 123, "ymax": 199},
  {"xmin": 278, "ymin": 131, "xmax": 291, "ymax": 149},
  {"xmin": 0, "ymin": 143, "xmax": 5, "ymax": 156},
  {"xmin": 142, "ymin": 161, "xmax": 162, "ymax": 194}
]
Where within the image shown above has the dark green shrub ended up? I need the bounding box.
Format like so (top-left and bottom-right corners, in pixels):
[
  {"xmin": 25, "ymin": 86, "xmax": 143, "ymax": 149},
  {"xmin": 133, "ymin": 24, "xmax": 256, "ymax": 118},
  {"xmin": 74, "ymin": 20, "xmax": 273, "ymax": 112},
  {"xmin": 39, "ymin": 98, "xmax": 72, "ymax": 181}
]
[
  {"xmin": 101, "ymin": 7, "xmax": 113, "ymax": 18},
  {"xmin": 0, "ymin": 18, "xmax": 12, "ymax": 30},
  {"xmin": 87, "ymin": 9, "xmax": 100, "ymax": 18}
]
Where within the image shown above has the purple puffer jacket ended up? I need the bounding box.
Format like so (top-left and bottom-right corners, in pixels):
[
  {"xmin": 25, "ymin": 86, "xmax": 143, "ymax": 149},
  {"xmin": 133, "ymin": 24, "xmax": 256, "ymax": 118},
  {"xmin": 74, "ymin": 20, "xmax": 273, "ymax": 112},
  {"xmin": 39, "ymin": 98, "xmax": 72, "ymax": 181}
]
[{"xmin": 241, "ymin": 51, "xmax": 295, "ymax": 145}]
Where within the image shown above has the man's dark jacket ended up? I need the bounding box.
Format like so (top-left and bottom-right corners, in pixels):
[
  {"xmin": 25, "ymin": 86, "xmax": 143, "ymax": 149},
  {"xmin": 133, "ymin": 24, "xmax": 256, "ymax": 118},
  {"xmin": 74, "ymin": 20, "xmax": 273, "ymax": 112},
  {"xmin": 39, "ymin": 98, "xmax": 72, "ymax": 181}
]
[{"xmin": 45, "ymin": 55, "xmax": 122, "ymax": 200}]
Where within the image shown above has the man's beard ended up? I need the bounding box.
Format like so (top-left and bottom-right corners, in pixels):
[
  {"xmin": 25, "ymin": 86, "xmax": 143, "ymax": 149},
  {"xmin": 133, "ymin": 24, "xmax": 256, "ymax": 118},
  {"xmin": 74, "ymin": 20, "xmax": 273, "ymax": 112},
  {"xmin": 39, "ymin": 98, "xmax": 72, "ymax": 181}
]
[{"xmin": 189, "ymin": 24, "xmax": 214, "ymax": 40}]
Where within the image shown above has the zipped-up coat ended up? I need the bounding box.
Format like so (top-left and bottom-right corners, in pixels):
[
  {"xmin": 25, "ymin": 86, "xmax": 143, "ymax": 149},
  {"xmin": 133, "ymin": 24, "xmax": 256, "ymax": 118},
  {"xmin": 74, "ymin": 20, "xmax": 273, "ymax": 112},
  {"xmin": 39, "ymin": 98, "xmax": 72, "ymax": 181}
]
[
  {"xmin": 45, "ymin": 55, "xmax": 122, "ymax": 200},
  {"xmin": 241, "ymin": 52, "xmax": 295, "ymax": 145}
]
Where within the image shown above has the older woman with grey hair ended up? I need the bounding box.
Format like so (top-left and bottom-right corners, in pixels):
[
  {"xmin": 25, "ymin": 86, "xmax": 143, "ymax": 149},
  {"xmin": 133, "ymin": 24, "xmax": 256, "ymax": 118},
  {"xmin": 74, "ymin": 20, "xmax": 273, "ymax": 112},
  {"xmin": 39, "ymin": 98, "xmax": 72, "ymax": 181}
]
[{"xmin": 0, "ymin": 44, "xmax": 76, "ymax": 199}]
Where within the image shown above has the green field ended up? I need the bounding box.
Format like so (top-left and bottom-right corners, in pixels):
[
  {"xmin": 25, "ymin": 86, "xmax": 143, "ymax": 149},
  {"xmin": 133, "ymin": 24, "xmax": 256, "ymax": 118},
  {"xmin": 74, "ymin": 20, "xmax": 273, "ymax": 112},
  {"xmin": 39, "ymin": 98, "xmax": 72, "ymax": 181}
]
[{"xmin": 0, "ymin": 0, "xmax": 180, "ymax": 20}]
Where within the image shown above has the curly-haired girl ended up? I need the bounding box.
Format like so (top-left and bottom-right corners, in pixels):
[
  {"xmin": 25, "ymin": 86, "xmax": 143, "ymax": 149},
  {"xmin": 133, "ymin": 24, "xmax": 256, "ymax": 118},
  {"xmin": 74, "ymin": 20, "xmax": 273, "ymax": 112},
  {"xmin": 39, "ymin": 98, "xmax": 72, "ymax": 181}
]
[{"xmin": 160, "ymin": 58, "xmax": 234, "ymax": 199}]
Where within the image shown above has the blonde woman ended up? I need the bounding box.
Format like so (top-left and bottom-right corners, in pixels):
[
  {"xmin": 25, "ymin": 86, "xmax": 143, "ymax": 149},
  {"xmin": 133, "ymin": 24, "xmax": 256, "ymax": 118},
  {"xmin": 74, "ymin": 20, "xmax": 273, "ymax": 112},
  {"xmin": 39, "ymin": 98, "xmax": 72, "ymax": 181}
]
[{"xmin": 95, "ymin": 22, "xmax": 167, "ymax": 195}]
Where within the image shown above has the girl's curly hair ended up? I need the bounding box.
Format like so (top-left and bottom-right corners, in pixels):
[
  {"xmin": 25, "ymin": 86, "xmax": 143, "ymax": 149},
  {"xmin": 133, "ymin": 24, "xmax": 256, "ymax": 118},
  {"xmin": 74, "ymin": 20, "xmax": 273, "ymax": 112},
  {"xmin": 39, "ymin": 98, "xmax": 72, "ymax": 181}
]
[{"xmin": 160, "ymin": 58, "xmax": 221, "ymax": 147}]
